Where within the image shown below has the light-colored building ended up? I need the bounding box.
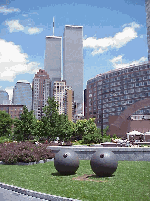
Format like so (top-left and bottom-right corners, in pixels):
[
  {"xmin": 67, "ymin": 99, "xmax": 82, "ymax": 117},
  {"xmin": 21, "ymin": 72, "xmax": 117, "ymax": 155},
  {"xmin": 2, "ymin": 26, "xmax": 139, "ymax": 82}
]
[
  {"xmin": 64, "ymin": 86, "xmax": 74, "ymax": 121},
  {"xmin": 53, "ymin": 80, "xmax": 74, "ymax": 120},
  {"xmin": 0, "ymin": 90, "xmax": 9, "ymax": 105},
  {"xmin": 53, "ymin": 80, "xmax": 66, "ymax": 115},
  {"xmin": 44, "ymin": 35, "xmax": 62, "ymax": 97},
  {"xmin": 12, "ymin": 81, "xmax": 32, "ymax": 111},
  {"xmin": 63, "ymin": 25, "xmax": 84, "ymax": 116},
  {"xmin": 32, "ymin": 69, "xmax": 51, "ymax": 120}
]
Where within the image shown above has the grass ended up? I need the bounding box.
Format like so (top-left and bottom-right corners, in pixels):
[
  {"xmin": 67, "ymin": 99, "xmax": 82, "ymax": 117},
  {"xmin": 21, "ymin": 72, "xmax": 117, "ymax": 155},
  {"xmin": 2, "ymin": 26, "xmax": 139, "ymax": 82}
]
[{"xmin": 0, "ymin": 160, "xmax": 150, "ymax": 201}]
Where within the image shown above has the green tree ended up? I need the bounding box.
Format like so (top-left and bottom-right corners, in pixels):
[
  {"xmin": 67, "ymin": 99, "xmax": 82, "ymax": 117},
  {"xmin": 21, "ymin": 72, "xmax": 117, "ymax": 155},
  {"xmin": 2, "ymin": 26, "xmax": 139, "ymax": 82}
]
[
  {"xmin": 102, "ymin": 126, "xmax": 111, "ymax": 142},
  {"xmin": 0, "ymin": 110, "xmax": 13, "ymax": 137},
  {"xmin": 56, "ymin": 114, "xmax": 75, "ymax": 141},
  {"xmin": 41, "ymin": 97, "xmax": 60, "ymax": 140},
  {"xmin": 41, "ymin": 97, "xmax": 75, "ymax": 141},
  {"xmin": 82, "ymin": 127, "xmax": 103, "ymax": 144},
  {"xmin": 13, "ymin": 106, "xmax": 38, "ymax": 141},
  {"xmin": 74, "ymin": 118, "xmax": 102, "ymax": 144}
]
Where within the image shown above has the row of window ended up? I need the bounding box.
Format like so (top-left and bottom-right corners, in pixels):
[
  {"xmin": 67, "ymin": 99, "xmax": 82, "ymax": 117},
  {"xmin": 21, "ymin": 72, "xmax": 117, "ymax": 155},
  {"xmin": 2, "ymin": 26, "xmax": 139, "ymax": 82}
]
[
  {"xmin": 89, "ymin": 94, "xmax": 150, "ymax": 110},
  {"xmin": 88, "ymin": 71, "xmax": 150, "ymax": 90},
  {"xmin": 89, "ymin": 82, "xmax": 150, "ymax": 97},
  {"xmin": 102, "ymin": 106, "xmax": 149, "ymax": 115},
  {"xmin": 88, "ymin": 64, "xmax": 149, "ymax": 86},
  {"xmin": 101, "ymin": 65, "xmax": 149, "ymax": 79}
]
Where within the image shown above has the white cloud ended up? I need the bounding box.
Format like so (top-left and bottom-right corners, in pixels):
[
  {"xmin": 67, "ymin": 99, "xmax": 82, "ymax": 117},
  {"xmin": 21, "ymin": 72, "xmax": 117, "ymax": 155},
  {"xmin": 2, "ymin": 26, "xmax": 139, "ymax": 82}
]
[
  {"xmin": 83, "ymin": 22, "xmax": 140, "ymax": 55},
  {"xmin": 5, "ymin": 20, "xmax": 24, "ymax": 33},
  {"xmin": 5, "ymin": 20, "xmax": 42, "ymax": 34},
  {"xmin": 110, "ymin": 55, "xmax": 148, "ymax": 69},
  {"xmin": 0, "ymin": 6, "xmax": 20, "ymax": 15},
  {"xmin": 0, "ymin": 39, "xmax": 41, "ymax": 82},
  {"xmin": 28, "ymin": 27, "xmax": 41, "ymax": 35},
  {"xmin": 110, "ymin": 55, "xmax": 123, "ymax": 64},
  {"xmin": 122, "ymin": 22, "xmax": 141, "ymax": 29}
]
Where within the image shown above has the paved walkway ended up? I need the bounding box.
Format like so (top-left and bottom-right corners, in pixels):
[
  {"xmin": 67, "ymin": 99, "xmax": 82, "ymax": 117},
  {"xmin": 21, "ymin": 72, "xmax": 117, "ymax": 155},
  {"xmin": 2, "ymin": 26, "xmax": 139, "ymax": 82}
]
[
  {"xmin": 0, "ymin": 183, "xmax": 81, "ymax": 201},
  {"xmin": 0, "ymin": 187, "xmax": 47, "ymax": 201}
]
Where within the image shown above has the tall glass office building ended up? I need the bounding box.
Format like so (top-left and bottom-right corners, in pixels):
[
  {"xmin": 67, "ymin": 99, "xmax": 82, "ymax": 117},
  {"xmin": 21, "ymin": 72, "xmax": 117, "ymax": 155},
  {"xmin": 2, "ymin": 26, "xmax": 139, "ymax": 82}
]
[
  {"xmin": 63, "ymin": 25, "xmax": 84, "ymax": 116},
  {"xmin": 0, "ymin": 90, "xmax": 9, "ymax": 104},
  {"xmin": 44, "ymin": 36, "xmax": 62, "ymax": 97},
  {"xmin": 12, "ymin": 82, "xmax": 32, "ymax": 111}
]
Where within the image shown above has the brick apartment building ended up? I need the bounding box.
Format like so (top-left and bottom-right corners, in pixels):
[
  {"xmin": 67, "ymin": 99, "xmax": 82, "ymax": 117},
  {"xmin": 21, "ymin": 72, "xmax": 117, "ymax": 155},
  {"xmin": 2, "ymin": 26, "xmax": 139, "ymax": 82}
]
[
  {"xmin": 85, "ymin": 62, "xmax": 150, "ymax": 137},
  {"xmin": 0, "ymin": 105, "xmax": 24, "ymax": 119},
  {"xmin": 32, "ymin": 69, "xmax": 51, "ymax": 120}
]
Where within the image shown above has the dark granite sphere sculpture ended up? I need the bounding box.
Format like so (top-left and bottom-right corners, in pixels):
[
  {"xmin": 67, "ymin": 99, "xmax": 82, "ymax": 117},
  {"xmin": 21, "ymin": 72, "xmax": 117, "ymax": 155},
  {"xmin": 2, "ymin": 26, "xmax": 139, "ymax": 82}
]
[
  {"xmin": 90, "ymin": 149, "xmax": 118, "ymax": 177},
  {"xmin": 54, "ymin": 149, "xmax": 80, "ymax": 175}
]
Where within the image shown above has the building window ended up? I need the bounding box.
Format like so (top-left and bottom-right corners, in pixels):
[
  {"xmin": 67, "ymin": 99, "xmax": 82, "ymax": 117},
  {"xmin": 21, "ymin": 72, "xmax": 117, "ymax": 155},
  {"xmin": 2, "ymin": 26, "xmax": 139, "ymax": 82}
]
[{"xmin": 98, "ymin": 105, "xmax": 101, "ymax": 109}]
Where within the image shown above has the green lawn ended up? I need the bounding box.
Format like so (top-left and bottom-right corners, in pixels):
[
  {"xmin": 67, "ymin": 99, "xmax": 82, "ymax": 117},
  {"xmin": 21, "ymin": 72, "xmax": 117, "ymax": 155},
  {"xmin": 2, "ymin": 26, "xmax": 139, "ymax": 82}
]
[{"xmin": 0, "ymin": 160, "xmax": 150, "ymax": 201}]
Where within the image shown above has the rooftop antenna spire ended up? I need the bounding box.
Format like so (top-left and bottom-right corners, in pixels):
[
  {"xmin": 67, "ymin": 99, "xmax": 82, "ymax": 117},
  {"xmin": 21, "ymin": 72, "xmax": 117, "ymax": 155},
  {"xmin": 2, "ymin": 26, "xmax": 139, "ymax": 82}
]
[{"xmin": 53, "ymin": 17, "xmax": 54, "ymax": 36}]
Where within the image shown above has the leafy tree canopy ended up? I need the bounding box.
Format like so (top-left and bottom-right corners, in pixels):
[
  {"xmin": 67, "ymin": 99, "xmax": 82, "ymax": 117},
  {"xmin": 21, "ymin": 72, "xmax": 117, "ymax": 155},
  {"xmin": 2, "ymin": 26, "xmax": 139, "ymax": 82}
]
[
  {"xmin": 13, "ymin": 106, "xmax": 37, "ymax": 141},
  {"xmin": 0, "ymin": 110, "xmax": 13, "ymax": 137}
]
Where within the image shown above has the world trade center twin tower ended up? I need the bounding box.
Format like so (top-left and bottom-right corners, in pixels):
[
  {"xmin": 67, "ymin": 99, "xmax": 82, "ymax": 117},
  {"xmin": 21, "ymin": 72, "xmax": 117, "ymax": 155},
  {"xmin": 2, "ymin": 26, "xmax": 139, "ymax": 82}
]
[{"xmin": 44, "ymin": 25, "xmax": 83, "ymax": 115}]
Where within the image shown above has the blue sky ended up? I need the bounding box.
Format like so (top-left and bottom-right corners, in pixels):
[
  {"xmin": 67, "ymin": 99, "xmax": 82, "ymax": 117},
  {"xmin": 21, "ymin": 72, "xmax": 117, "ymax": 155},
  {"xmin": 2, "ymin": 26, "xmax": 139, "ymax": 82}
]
[{"xmin": 0, "ymin": 0, "xmax": 148, "ymax": 101}]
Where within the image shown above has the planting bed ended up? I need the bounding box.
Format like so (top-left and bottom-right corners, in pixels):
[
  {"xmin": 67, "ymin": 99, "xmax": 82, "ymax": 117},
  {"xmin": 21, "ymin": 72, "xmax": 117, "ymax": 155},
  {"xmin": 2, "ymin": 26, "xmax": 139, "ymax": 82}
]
[{"xmin": 0, "ymin": 141, "xmax": 55, "ymax": 164}]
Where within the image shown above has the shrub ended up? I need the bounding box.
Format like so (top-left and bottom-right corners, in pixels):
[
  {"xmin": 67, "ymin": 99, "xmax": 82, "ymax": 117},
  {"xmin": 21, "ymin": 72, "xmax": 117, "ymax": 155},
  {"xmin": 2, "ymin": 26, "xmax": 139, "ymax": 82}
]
[
  {"xmin": 0, "ymin": 136, "xmax": 13, "ymax": 144},
  {"xmin": 102, "ymin": 134, "xmax": 111, "ymax": 143},
  {"xmin": 81, "ymin": 128, "xmax": 102, "ymax": 144},
  {"xmin": 0, "ymin": 141, "xmax": 55, "ymax": 164}
]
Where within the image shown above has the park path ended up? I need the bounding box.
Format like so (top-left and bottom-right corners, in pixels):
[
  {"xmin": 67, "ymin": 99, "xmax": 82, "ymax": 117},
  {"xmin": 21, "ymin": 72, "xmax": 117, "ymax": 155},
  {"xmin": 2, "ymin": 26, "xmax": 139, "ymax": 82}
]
[{"xmin": 0, "ymin": 187, "xmax": 48, "ymax": 201}]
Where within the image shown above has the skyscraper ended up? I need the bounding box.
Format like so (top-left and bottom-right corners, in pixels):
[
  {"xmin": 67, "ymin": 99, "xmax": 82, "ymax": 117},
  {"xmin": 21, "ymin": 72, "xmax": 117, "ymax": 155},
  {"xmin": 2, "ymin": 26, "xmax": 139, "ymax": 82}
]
[
  {"xmin": 44, "ymin": 36, "xmax": 62, "ymax": 82},
  {"xmin": 145, "ymin": 0, "xmax": 150, "ymax": 61},
  {"xmin": 63, "ymin": 25, "xmax": 84, "ymax": 115},
  {"xmin": 0, "ymin": 90, "xmax": 9, "ymax": 104},
  {"xmin": 12, "ymin": 82, "xmax": 32, "ymax": 111},
  {"xmin": 44, "ymin": 35, "xmax": 62, "ymax": 97},
  {"xmin": 53, "ymin": 80, "xmax": 74, "ymax": 120},
  {"xmin": 32, "ymin": 69, "xmax": 51, "ymax": 120}
]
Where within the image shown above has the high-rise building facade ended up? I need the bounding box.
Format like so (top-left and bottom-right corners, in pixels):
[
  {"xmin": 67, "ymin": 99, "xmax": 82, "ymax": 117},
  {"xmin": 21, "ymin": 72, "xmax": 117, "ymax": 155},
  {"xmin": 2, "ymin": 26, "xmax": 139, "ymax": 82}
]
[
  {"xmin": 145, "ymin": 0, "xmax": 150, "ymax": 61},
  {"xmin": 32, "ymin": 69, "xmax": 51, "ymax": 120},
  {"xmin": 53, "ymin": 80, "xmax": 74, "ymax": 120},
  {"xmin": 86, "ymin": 62, "xmax": 150, "ymax": 132},
  {"xmin": 63, "ymin": 25, "xmax": 84, "ymax": 115},
  {"xmin": 0, "ymin": 90, "xmax": 9, "ymax": 104},
  {"xmin": 12, "ymin": 82, "xmax": 32, "ymax": 111},
  {"xmin": 44, "ymin": 36, "xmax": 62, "ymax": 96},
  {"xmin": 53, "ymin": 80, "xmax": 66, "ymax": 115},
  {"xmin": 63, "ymin": 86, "xmax": 74, "ymax": 121}
]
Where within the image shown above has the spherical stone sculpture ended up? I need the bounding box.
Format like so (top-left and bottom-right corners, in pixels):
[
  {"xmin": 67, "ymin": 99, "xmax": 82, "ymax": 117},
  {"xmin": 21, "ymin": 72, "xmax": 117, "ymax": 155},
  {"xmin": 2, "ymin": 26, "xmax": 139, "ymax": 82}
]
[
  {"xmin": 90, "ymin": 149, "xmax": 118, "ymax": 177},
  {"xmin": 54, "ymin": 149, "xmax": 80, "ymax": 175}
]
